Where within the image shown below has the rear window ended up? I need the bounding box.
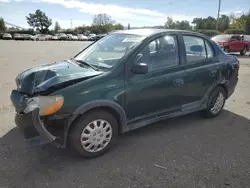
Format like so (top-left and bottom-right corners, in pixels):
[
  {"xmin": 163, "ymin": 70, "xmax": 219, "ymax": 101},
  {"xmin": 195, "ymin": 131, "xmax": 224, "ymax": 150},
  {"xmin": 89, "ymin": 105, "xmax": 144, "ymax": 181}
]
[{"xmin": 212, "ymin": 35, "xmax": 230, "ymax": 42}]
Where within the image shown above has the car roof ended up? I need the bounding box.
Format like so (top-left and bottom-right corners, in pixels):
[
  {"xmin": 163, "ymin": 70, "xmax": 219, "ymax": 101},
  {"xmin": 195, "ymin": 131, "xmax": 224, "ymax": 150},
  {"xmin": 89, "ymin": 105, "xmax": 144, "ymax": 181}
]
[{"xmin": 111, "ymin": 29, "xmax": 200, "ymax": 37}]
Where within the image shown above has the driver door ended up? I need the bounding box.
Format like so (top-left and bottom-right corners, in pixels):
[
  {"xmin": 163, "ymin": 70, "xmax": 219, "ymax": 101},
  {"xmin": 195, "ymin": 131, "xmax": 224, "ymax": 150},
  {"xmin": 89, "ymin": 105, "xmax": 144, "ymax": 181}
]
[{"xmin": 125, "ymin": 34, "xmax": 187, "ymax": 123}]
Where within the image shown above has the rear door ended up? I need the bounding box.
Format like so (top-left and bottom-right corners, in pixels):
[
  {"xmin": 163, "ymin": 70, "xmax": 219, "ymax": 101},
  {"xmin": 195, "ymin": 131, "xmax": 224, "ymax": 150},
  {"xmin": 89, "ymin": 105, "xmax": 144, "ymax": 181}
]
[{"xmin": 180, "ymin": 35, "xmax": 220, "ymax": 107}]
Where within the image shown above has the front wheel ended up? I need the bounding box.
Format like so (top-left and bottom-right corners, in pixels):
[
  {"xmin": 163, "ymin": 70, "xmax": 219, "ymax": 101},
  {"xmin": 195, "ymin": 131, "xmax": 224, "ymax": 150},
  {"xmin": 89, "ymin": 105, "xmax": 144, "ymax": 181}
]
[
  {"xmin": 68, "ymin": 110, "xmax": 118, "ymax": 158},
  {"xmin": 224, "ymin": 46, "xmax": 229, "ymax": 53},
  {"xmin": 203, "ymin": 87, "xmax": 226, "ymax": 118}
]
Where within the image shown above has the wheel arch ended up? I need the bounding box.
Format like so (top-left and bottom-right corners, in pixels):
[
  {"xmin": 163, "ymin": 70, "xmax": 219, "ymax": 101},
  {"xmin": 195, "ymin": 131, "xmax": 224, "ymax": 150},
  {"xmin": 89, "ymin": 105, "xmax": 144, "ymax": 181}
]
[
  {"xmin": 67, "ymin": 100, "xmax": 127, "ymax": 138},
  {"xmin": 217, "ymin": 83, "xmax": 228, "ymax": 99}
]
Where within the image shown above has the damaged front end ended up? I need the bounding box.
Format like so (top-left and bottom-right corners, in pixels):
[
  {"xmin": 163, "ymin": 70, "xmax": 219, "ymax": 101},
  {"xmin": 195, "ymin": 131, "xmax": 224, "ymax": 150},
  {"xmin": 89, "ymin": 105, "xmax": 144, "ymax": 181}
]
[
  {"xmin": 11, "ymin": 90, "xmax": 65, "ymax": 146},
  {"xmin": 10, "ymin": 61, "xmax": 103, "ymax": 147}
]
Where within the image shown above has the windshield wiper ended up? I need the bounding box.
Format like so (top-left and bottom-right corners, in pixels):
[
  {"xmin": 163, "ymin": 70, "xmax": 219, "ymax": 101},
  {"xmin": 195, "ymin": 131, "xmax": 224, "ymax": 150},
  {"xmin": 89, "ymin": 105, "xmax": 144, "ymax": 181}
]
[{"xmin": 71, "ymin": 58, "xmax": 99, "ymax": 71}]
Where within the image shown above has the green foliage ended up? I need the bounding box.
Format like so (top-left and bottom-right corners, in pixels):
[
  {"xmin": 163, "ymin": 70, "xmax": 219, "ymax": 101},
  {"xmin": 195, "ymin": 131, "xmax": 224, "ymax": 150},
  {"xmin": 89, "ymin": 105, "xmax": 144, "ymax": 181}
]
[
  {"xmin": 0, "ymin": 18, "xmax": 6, "ymax": 32},
  {"xmin": 165, "ymin": 17, "xmax": 192, "ymax": 30},
  {"xmin": 73, "ymin": 23, "xmax": 123, "ymax": 35},
  {"xmin": 224, "ymin": 29, "xmax": 245, "ymax": 34},
  {"xmin": 54, "ymin": 21, "xmax": 61, "ymax": 33},
  {"xmin": 192, "ymin": 16, "xmax": 217, "ymax": 30},
  {"xmin": 7, "ymin": 29, "xmax": 35, "ymax": 35},
  {"xmin": 244, "ymin": 16, "xmax": 250, "ymax": 35},
  {"xmin": 218, "ymin": 15, "xmax": 230, "ymax": 32},
  {"xmin": 197, "ymin": 30, "xmax": 221, "ymax": 37},
  {"xmin": 26, "ymin": 9, "xmax": 52, "ymax": 34},
  {"xmin": 55, "ymin": 14, "xmax": 123, "ymax": 35}
]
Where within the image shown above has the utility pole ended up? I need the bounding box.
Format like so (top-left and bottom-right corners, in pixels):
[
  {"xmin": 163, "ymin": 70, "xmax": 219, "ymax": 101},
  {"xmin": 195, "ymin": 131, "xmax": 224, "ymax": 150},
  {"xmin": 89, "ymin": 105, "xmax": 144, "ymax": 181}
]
[
  {"xmin": 70, "ymin": 19, "xmax": 73, "ymax": 29},
  {"xmin": 216, "ymin": 0, "xmax": 221, "ymax": 30}
]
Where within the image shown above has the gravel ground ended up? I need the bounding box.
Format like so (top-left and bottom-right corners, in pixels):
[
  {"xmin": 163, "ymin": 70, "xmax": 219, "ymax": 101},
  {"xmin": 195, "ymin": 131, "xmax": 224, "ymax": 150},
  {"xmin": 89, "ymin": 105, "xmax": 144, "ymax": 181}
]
[{"xmin": 0, "ymin": 40, "xmax": 250, "ymax": 188}]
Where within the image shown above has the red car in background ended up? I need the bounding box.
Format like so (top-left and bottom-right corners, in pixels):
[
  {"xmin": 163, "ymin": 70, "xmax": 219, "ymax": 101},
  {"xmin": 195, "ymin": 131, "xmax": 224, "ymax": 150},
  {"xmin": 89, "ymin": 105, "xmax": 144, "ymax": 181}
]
[{"xmin": 212, "ymin": 34, "xmax": 250, "ymax": 55}]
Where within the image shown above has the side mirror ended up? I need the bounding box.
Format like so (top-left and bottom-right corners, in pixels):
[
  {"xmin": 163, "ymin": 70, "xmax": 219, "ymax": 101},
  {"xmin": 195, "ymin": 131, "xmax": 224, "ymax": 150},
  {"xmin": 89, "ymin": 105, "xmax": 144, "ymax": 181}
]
[{"xmin": 131, "ymin": 63, "xmax": 148, "ymax": 74}]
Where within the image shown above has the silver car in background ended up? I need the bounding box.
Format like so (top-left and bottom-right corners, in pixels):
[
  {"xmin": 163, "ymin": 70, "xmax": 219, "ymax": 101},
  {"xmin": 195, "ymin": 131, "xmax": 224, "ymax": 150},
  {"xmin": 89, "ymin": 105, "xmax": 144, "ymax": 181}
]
[
  {"xmin": 3, "ymin": 33, "xmax": 12, "ymax": 40},
  {"xmin": 32, "ymin": 34, "xmax": 47, "ymax": 41}
]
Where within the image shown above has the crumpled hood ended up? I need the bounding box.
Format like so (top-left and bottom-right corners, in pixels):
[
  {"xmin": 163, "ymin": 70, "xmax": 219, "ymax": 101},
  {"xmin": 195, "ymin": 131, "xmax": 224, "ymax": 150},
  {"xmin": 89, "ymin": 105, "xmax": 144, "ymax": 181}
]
[{"xmin": 15, "ymin": 61, "xmax": 103, "ymax": 95}]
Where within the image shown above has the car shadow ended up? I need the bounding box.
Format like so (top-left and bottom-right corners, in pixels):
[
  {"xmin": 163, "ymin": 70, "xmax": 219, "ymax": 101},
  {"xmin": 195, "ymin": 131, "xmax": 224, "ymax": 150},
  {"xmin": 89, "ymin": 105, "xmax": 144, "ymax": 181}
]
[{"xmin": 1, "ymin": 110, "xmax": 250, "ymax": 187}]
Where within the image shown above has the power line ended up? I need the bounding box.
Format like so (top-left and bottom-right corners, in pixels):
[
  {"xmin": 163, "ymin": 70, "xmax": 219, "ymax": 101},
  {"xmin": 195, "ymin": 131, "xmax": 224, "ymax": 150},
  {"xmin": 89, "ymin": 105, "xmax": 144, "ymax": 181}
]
[{"xmin": 4, "ymin": 21, "xmax": 26, "ymax": 29}]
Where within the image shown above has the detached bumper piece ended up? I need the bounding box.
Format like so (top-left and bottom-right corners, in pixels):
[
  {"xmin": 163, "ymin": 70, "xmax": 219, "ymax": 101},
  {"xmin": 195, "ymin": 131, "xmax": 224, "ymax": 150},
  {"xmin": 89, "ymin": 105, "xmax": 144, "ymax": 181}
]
[
  {"xmin": 15, "ymin": 109, "xmax": 56, "ymax": 146},
  {"xmin": 11, "ymin": 90, "xmax": 56, "ymax": 146}
]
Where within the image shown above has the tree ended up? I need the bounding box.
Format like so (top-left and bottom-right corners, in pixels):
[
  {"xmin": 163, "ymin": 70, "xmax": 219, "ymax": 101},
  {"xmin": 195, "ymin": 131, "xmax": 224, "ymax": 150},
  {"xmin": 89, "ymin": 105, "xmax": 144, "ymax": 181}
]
[
  {"xmin": 0, "ymin": 18, "xmax": 6, "ymax": 32},
  {"xmin": 54, "ymin": 21, "xmax": 61, "ymax": 33},
  {"xmin": 230, "ymin": 13, "xmax": 245, "ymax": 31},
  {"xmin": 165, "ymin": 17, "xmax": 175, "ymax": 29},
  {"xmin": 165, "ymin": 17, "xmax": 191, "ymax": 30},
  {"xmin": 26, "ymin": 9, "xmax": 52, "ymax": 34},
  {"xmin": 112, "ymin": 23, "xmax": 124, "ymax": 30},
  {"xmin": 92, "ymin": 14, "xmax": 114, "ymax": 26},
  {"xmin": 218, "ymin": 15, "xmax": 230, "ymax": 32},
  {"xmin": 244, "ymin": 16, "xmax": 250, "ymax": 34},
  {"xmin": 175, "ymin": 20, "xmax": 191, "ymax": 30},
  {"xmin": 192, "ymin": 18, "xmax": 204, "ymax": 29}
]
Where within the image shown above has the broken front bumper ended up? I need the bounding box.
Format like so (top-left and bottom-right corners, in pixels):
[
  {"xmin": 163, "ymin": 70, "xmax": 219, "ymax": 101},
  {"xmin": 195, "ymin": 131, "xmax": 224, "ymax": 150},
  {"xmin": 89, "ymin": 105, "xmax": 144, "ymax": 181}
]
[
  {"xmin": 14, "ymin": 109, "xmax": 56, "ymax": 146},
  {"xmin": 11, "ymin": 90, "xmax": 56, "ymax": 146}
]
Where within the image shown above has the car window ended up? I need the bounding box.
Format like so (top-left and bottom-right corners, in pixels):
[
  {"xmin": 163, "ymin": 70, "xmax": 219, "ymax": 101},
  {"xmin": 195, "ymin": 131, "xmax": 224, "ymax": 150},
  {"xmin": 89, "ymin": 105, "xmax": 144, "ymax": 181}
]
[
  {"xmin": 136, "ymin": 35, "xmax": 179, "ymax": 71},
  {"xmin": 183, "ymin": 36, "xmax": 207, "ymax": 62},
  {"xmin": 231, "ymin": 36, "xmax": 237, "ymax": 40},
  {"xmin": 231, "ymin": 36, "xmax": 241, "ymax": 41},
  {"xmin": 205, "ymin": 40, "xmax": 214, "ymax": 58}
]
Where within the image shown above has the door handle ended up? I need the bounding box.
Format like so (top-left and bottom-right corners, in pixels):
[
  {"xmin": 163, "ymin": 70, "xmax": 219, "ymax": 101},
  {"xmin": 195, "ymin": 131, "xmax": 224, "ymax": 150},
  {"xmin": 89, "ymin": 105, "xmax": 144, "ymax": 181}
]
[{"xmin": 173, "ymin": 78, "xmax": 184, "ymax": 86}]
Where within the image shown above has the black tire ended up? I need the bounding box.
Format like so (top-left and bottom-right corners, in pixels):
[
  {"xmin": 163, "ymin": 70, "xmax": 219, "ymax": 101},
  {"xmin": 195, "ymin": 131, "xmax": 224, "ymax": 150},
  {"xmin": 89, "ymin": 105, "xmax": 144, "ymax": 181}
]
[
  {"xmin": 203, "ymin": 86, "xmax": 226, "ymax": 118},
  {"xmin": 240, "ymin": 46, "xmax": 247, "ymax": 55},
  {"xmin": 224, "ymin": 46, "xmax": 229, "ymax": 53},
  {"xmin": 68, "ymin": 110, "xmax": 118, "ymax": 158}
]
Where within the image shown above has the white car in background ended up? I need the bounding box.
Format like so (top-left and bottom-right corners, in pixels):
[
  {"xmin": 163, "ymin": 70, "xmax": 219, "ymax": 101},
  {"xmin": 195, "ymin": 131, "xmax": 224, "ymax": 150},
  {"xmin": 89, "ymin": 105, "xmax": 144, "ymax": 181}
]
[
  {"xmin": 2, "ymin": 33, "xmax": 12, "ymax": 40},
  {"xmin": 67, "ymin": 34, "xmax": 74, "ymax": 40},
  {"xmin": 32, "ymin": 34, "xmax": 47, "ymax": 41},
  {"xmin": 77, "ymin": 34, "xmax": 88, "ymax": 41},
  {"xmin": 51, "ymin": 35, "xmax": 58, "ymax": 40},
  {"xmin": 72, "ymin": 35, "xmax": 78, "ymax": 41},
  {"xmin": 45, "ymin": 35, "xmax": 52, "ymax": 40},
  {"xmin": 58, "ymin": 33, "xmax": 68, "ymax": 40}
]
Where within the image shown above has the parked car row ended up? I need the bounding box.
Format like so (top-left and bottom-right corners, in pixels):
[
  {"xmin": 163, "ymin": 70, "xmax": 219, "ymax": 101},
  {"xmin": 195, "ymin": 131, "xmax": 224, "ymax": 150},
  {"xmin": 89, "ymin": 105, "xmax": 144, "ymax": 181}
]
[{"xmin": 1, "ymin": 32, "xmax": 107, "ymax": 41}]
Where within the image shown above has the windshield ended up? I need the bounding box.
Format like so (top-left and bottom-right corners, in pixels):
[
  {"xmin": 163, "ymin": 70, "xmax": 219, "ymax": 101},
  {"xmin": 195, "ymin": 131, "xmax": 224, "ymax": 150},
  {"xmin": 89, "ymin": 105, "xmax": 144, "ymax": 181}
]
[
  {"xmin": 75, "ymin": 34, "xmax": 145, "ymax": 69},
  {"xmin": 212, "ymin": 35, "xmax": 230, "ymax": 42}
]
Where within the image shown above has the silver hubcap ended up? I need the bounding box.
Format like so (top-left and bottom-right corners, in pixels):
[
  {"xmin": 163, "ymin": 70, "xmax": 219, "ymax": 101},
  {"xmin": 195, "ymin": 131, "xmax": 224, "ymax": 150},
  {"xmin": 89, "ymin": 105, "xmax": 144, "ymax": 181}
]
[
  {"xmin": 210, "ymin": 92, "xmax": 224, "ymax": 114},
  {"xmin": 81, "ymin": 119, "xmax": 112, "ymax": 153}
]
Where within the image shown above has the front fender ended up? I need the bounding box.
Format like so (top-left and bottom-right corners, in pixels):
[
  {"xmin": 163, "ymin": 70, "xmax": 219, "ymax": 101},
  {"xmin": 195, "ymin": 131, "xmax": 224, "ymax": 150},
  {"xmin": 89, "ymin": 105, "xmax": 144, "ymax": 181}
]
[{"xmin": 68, "ymin": 100, "xmax": 127, "ymax": 133}]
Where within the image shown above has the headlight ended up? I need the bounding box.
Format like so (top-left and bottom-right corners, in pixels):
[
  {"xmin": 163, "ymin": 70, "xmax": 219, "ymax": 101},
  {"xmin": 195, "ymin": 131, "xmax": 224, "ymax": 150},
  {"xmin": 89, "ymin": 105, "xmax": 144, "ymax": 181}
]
[{"xmin": 24, "ymin": 95, "xmax": 64, "ymax": 116}]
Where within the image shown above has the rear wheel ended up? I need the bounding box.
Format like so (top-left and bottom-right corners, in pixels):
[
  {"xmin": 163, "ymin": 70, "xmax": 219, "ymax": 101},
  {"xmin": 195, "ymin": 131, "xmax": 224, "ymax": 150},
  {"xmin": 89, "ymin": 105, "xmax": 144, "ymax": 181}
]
[
  {"xmin": 240, "ymin": 47, "xmax": 247, "ymax": 55},
  {"xmin": 203, "ymin": 87, "xmax": 226, "ymax": 118},
  {"xmin": 68, "ymin": 110, "xmax": 118, "ymax": 158}
]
